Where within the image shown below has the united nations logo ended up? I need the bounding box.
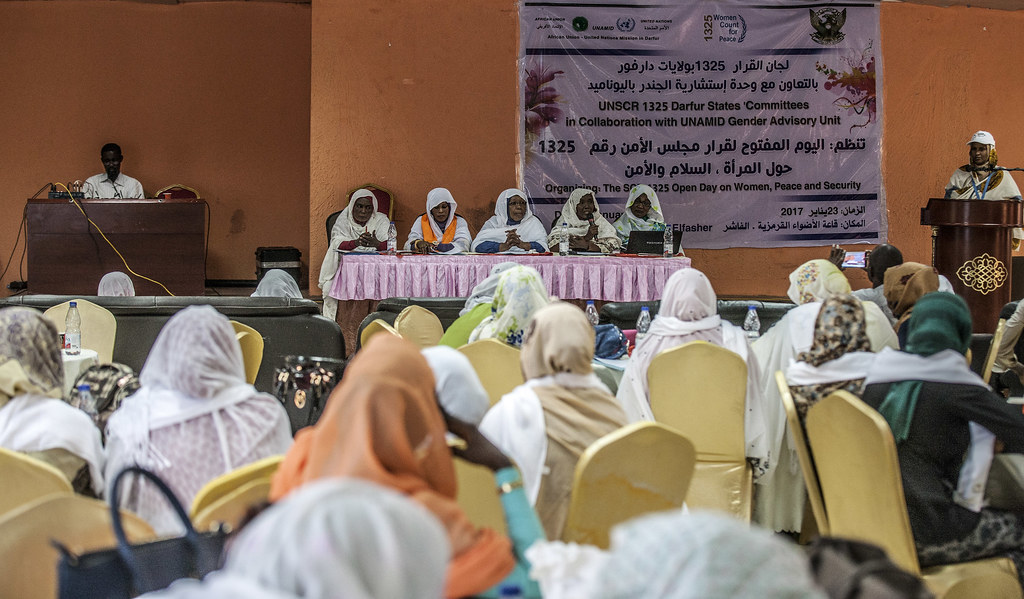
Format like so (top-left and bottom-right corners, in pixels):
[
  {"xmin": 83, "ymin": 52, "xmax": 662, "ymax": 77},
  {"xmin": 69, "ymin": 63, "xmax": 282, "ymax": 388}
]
[
  {"xmin": 617, "ymin": 17, "xmax": 635, "ymax": 32},
  {"xmin": 572, "ymin": 16, "xmax": 589, "ymax": 32},
  {"xmin": 809, "ymin": 8, "xmax": 846, "ymax": 45}
]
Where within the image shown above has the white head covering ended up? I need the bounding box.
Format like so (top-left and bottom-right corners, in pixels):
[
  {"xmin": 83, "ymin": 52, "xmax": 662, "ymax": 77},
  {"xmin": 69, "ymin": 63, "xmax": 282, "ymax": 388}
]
[
  {"xmin": 460, "ymin": 262, "xmax": 518, "ymax": 316},
  {"xmin": 251, "ymin": 269, "xmax": 302, "ymax": 299},
  {"xmin": 613, "ymin": 185, "xmax": 665, "ymax": 240},
  {"xmin": 592, "ymin": 511, "xmax": 826, "ymax": 599},
  {"xmin": 142, "ymin": 479, "xmax": 450, "ymax": 599},
  {"xmin": 424, "ymin": 187, "xmax": 458, "ymax": 239},
  {"xmin": 319, "ymin": 189, "xmax": 391, "ymax": 319},
  {"xmin": 471, "ymin": 188, "xmax": 549, "ymax": 252},
  {"xmin": 421, "ymin": 346, "xmax": 490, "ymax": 425},
  {"xmin": 787, "ymin": 259, "xmax": 851, "ymax": 305},
  {"xmin": 555, "ymin": 188, "xmax": 618, "ymax": 240},
  {"xmin": 98, "ymin": 271, "xmax": 136, "ymax": 297}
]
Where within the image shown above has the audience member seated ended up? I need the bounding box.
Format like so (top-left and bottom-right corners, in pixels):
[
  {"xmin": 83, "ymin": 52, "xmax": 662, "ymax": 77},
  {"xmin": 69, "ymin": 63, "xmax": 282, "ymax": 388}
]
[
  {"xmin": 422, "ymin": 345, "xmax": 490, "ymax": 427},
  {"xmin": 438, "ymin": 262, "xmax": 517, "ymax": 348},
  {"xmin": 97, "ymin": 271, "xmax": 136, "ymax": 297},
  {"xmin": 143, "ymin": 479, "xmax": 450, "ymax": 599},
  {"xmin": 547, "ymin": 188, "xmax": 621, "ymax": 254},
  {"xmin": 884, "ymin": 262, "xmax": 940, "ymax": 347},
  {"xmin": 0, "ymin": 308, "xmax": 104, "ymax": 495},
  {"xmin": 992, "ymin": 300, "xmax": 1024, "ymax": 397},
  {"xmin": 588, "ymin": 511, "xmax": 826, "ymax": 599},
  {"xmin": 104, "ymin": 306, "xmax": 292, "ymax": 535},
  {"xmin": 785, "ymin": 295, "xmax": 876, "ymax": 421},
  {"xmin": 319, "ymin": 188, "xmax": 392, "ymax": 318},
  {"xmin": 251, "ymin": 269, "xmax": 302, "ymax": 299},
  {"xmin": 753, "ymin": 259, "xmax": 897, "ymax": 533},
  {"xmin": 861, "ymin": 292, "xmax": 1024, "ymax": 588},
  {"xmin": 612, "ymin": 184, "xmax": 666, "ymax": 244},
  {"xmin": 830, "ymin": 243, "xmax": 903, "ymax": 325},
  {"xmin": 270, "ymin": 335, "xmax": 545, "ymax": 599},
  {"xmin": 83, "ymin": 142, "xmax": 145, "ymax": 199},
  {"xmin": 405, "ymin": 187, "xmax": 472, "ymax": 255},
  {"xmin": 469, "ymin": 265, "xmax": 551, "ymax": 348},
  {"xmin": 615, "ymin": 268, "xmax": 771, "ymax": 481},
  {"xmin": 472, "ymin": 188, "xmax": 549, "ymax": 254},
  {"xmin": 481, "ymin": 303, "xmax": 628, "ymax": 539}
]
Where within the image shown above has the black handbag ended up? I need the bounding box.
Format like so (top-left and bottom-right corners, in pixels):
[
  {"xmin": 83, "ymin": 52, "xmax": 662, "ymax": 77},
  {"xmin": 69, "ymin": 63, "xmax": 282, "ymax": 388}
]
[
  {"xmin": 54, "ymin": 466, "xmax": 229, "ymax": 599},
  {"xmin": 807, "ymin": 537, "xmax": 934, "ymax": 599},
  {"xmin": 273, "ymin": 355, "xmax": 346, "ymax": 435}
]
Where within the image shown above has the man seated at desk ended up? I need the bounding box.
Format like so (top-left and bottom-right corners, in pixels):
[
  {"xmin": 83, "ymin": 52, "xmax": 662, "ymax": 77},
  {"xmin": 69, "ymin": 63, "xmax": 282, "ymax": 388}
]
[{"xmin": 83, "ymin": 142, "xmax": 144, "ymax": 199}]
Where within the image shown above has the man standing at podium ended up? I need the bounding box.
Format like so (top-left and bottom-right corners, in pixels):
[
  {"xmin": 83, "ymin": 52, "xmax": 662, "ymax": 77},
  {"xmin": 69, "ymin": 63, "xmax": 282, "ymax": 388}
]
[
  {"xmin": 944, "ymin": 130, "xmax": 1022, "ymax": 244},
  {"xmin": 82, "ymin": 142, "xmax": 144, "ymax": 199}
]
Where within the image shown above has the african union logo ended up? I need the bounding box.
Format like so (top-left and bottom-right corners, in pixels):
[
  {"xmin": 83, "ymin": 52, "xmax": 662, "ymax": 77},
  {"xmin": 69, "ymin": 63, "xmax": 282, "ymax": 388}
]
[
  {"xmin": 572, "ymin": 16, "xmax": 588, "ymax": 32},
  {"xmin": 810, "ymin": 8, "xmax": 846, "ymax": 45},
  {"xmin": 616, "ymin": 17, "xmax": 635, "ymax": 32}
]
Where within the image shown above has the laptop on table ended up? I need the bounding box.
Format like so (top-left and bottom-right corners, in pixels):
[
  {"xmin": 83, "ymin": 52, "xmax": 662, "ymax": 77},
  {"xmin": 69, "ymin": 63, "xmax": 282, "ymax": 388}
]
[{"xmin": 624, "ymin": 230, "xmax": 683, "ymax": 255}]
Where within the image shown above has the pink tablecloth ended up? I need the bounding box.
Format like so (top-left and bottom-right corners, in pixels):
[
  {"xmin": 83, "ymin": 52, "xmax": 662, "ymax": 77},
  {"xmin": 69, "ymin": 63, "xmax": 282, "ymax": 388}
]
[{"xmin": 328, "ymin": 254, "xmax": 691, "ymax": 302}]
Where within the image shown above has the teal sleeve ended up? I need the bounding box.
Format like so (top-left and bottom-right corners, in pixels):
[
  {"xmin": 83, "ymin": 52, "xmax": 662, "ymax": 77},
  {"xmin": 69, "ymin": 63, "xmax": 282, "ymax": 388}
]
[{"xmin": 480, "ymin": 467, "xmax": 545, "ymax": 598}]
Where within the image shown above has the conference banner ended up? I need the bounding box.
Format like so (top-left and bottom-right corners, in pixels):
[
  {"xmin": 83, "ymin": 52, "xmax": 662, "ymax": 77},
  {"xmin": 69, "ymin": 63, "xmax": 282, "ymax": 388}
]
[{"xmin": 520, "ymin": 1, "xmax": 884, "ymax": 248}]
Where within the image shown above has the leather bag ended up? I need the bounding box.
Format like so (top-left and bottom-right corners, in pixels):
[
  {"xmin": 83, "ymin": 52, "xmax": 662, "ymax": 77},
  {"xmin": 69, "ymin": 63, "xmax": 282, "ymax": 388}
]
[{"xmin": 273, "ymin": 355, "xmax": 346, "ymax": 435}]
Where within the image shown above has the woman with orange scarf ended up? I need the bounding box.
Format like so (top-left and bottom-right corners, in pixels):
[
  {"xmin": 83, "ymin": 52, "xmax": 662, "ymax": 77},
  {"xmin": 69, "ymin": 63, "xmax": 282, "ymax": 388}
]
[
  {"xmin": 405, "ymin": 187, "xmax": 472, "ymax": 254},
  {"xmin": 270, "ymin": 334, "xmax": 544, "ymax": 598}
]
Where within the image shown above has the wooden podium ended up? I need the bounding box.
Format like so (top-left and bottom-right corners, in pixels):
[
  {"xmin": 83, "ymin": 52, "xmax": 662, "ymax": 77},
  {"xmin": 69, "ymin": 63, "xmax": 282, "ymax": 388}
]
[
  {"xmin": 26, "ymin": 198, "xmax": 207, "ymax": 295},
  {"xmin": 921, "ymin": 198, "xmax": 1023, "ymax": 333}
]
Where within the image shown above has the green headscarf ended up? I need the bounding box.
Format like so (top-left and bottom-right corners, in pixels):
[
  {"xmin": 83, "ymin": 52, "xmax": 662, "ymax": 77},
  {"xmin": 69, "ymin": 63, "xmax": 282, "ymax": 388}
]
[{"xmin": 877, "ymin": 292, "xmax": 973, "ymax": 443}]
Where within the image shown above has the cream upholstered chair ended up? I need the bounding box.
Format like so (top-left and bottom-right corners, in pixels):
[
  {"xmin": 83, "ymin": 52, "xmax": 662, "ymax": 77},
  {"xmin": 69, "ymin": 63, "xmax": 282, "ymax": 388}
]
[
  {"xmin": 43, "ymin": 298, "xmax": 116, "ymax": 364},
  {"xmin": 457, "ymin": 339, "xmax": 525, "ymax": 405},
  {"xmin": 647, "ymin": 341, "xmax": 751, "ymax": 520},
  {"xmin": 359, "ymin": 318, "xmax": 401, "ymax": 349},
  {"xmin": 807, "ymin": 391, "xmax": 1022, "ymax": 598},
  {"xmin": 0, "ymin": 494, "xmax": 155, "ymax": 599},
  {"xmin": 192, "ymin": 479, "xmax": 272, "ymax": 532},
  {"xmin": 775, "ymin": 371, "xmax": 829, "ymax": 537},
  {"xmin": 190, "ymin": 454, "xmax": 283, "ymax": 519},
  {"xmin": 453, "ymin": 457, "xmax": 507, "ymax": 535},
  {"xmin": 229, "ymin": 320, "xmax": 264, "ymax": 385},
  {"xmin": 562, "ymin": 422, "xmax": 695, "ymax": 549},
  {"xmin": 983, "ymin": 318, "xmax": 1007, "ymax": 382},
  {"xmin": 393, "ymin": 305, "xmax": 444, "ymax": 348},
  {"xmin": 0, "ymin": 447, "xmax": 73, "ymax": 519}
]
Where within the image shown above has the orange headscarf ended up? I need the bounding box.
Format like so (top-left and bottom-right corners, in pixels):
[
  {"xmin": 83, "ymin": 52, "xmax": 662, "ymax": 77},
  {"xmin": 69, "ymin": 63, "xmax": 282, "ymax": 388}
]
[{"xmin": 270, "ymin": 334, "xmax": 513, "ymax": 598}]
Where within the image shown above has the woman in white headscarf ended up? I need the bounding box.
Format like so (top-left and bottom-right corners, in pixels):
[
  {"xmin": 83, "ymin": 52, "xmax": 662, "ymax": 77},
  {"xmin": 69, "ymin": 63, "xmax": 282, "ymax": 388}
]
[
  {"xmin": 104, "ymin": 305, "xmax": 292, "ymax": 534},
  {"xmin": 472, "ymin": 188, "xmax": 549, "ymax": 254},
  {"xmin": 616, "ymin": 269, "xmax": 771, "ymax": 481},
  {"xmin": 0, "ymin": 307, "xmax": 104, "ymax": 495},
  {"xmin": 469, "ymin": 265, "xmax": 551, "ymax": 348},
  {"xmin": 319, "ymin": 188, "xmax": 391, "ymax": 319},
  {"xmin": 140, "ymin": 479, "xmax": 451, "ymax": 599},
  {"xmin": 438, "ymin": 262, "xmax": 519, "ymax": 348},
  {"xmin": 422, "ymin": 346, "xmax": 490, "ymax": 427},
  {"xmin": 251, "ymin": 269, "xmax": 302, "ymax": 299},
  {"xmin": 546, "ymin": 188, "xmax": 620, "ymax": 254},
  {"xmin": 405, "ymin": 187, "xmax": 472, "ymax": 254},
  {"xmin": 97, "ymin": 271, "xmax": 136, "ymax": 297},
  {"xmin": 612, "ymin": 184, "xmax": 666, "ymax": 244},
  {"xmin": 481, "ymin": 302, "xmax": 628, "ymax": 539}
]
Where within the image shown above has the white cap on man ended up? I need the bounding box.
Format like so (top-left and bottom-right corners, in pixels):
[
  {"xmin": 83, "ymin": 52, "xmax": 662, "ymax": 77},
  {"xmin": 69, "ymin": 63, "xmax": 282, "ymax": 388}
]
[{"xmin": 968, "ymin": 130, "xmax": 996, "ymax": 146}]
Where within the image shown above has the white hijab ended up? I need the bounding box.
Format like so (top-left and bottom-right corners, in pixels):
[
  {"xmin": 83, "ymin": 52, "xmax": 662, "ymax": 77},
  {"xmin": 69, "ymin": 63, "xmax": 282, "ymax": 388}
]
[
  {"xmin": 140, "ymin": 479, "xmax": 450, "ymax": 599},
  {"xmin": 251, "ymin": 269, "xmax": 302, "ymax": 299},
  {"xmin": 471, "ymin": 188, "xmax": 549, "ymax": 252},
  {"xmin": 319, "ymin": 189, "xmax": 391, "ymax": 318},
  {"xmin": 424, "ymin": 187, "xmax": 459, "ymax": 239},
  {"xmin": 98, "ymin": 271, "xmax": 136, "ymax": 296},
  {"xmin": 421, "ymin": 346, "xmax": 490, "ymax": 426},
  {"xmin": 460, "ymin": 262, "xmax": 518, "ymax": 316},
  {"xmin": 549, "ymin": 188, "xmax": 618, "ymax": 241}
]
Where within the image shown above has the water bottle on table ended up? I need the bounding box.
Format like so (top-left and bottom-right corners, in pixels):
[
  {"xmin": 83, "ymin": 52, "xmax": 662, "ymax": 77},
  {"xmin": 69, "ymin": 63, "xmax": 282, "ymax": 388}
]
[
  {"xmin": 65, "ymin": 301, "xmax": 81, "ymax": 355},
  {"xmin": 743, "ymin": 305, "xmax": 761, "ymax": 339},
  {"xmin": 386, "ymin": 221, "xmax": 398, "ymax": 255},
  {"xmin": 559, "ymin": 222, "xmax": 569, "ymax": 256},
  {"xmin": 585, "ymin": 300, "xmax": 599, "ymax": 326},
  {"xmin": 636, "ymin": 306, "xmax": 652, "ymax": 342},
  {"xmin": 663, "ymin": 224, "xmax": 674, "ymax": 257}
]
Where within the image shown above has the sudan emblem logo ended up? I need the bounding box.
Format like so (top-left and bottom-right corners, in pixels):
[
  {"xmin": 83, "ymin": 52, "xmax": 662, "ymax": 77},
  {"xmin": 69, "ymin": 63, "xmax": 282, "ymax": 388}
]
[{"xmin": 810, "ymin": 7, "xmax": 846, "ymax": 45}]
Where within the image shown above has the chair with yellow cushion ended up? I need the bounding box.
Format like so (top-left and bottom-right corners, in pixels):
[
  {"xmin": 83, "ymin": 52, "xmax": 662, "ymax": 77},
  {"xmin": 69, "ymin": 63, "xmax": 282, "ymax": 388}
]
[
  {"xmin": 190, "ymin": 454, "xmax": 283, "ymax": 520},
  {"xmin": 562, "ymin": 421, "xmax": 695, "ymax": 549},
  {"xmin": 43, "ymin": 298, "xmax": 117, "ymax": 364},
  {"xmin": 775, "ymin": 370, "xmax": 829, "ymax": 538},
  {"xmin": 457, "ymin": 339, "xmax": 525, "ymax": 405},
  {"xmin": 192, "ymin": 479, "xmax": 271, "ymax": 533},
  {"xmin": 229, "ymin": 320, "xmax": 264, "ymax": 385},
  {"xmin": 453, "ymin": 456, "xmax": 507, "ymax": 536},
  {"xmin": 0, "ymin": 494, "xmax": 155, "ymax": 599},
  {"xmin": 983, "ymin": 318, "xmax": 1007, "ymax": 382},
  {"xmin": 807, "ymin": 391, "xmax": 1022, "ymax": 598},
  {"xmin": 394, "ymin": 305, "xmax": 444, "ymax": 349},
  {"xmin": 359, "ymin": 318, "xmax": 401, "ymax": 349},
  {"xmin": 647, "ymin": 340, "xmax": 751, "ymax": 520},
  {"xmin": 0, "ymin": 447, "xmax": 73, "ymax": 519}
]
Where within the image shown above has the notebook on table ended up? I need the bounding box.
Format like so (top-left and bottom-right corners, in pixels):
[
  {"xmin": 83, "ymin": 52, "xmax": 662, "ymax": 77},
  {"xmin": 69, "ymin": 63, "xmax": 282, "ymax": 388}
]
[{"xmin": 625, "ymin": 230, "xmax": 683, "ymax": 255}]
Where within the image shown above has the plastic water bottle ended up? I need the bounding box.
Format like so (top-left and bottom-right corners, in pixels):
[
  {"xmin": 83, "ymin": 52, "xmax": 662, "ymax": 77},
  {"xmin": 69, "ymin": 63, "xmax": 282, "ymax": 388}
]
[
  {"xmin": 559, "ymin": 222, "xmax": 569, "ymax": 256},
  {"xmin": 663, "ymin": 225, "xmax": 674, "ymax": 257},
  {"xmin": 386, "ymin": 221, "xmax": 397, "ymax": 255},
  {"xmin": 76, "ymin": 383, "xmax": 98, "ymax": 421},
  {"xmin": 636, "ymin": 306, "xmax": 652, "ymax": 342},
  {"xmin": 743, "ymin": 305, "xmax": 761, "ymax": 339},
  {"xmin": 65, "ymin": 301, "xmax": 81, "ymax": 355},
  {"xmin": 585, "ymin": 300, "xmax": 599, "ymax": 326}
]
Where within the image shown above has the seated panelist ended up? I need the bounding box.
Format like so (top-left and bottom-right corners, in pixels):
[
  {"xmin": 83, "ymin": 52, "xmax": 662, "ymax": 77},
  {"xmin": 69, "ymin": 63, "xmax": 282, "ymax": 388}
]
[
  {"xmin": 472, "ymin": 188, "xmax": 548, "ymax": 253},
  {"xmin": 546, "ymin": 188, "xmax": 621, "ymax": 254},
  {"xmin": 405, "ymin": 188, "xmax": 472, "ymax": 254},
  {"xmin": 82, "ymin": 142, "xmax": 144, "ymax": 199},
  {"xmin": 613, "ymin": 184, "xmax": 666, "ymax": 243}
]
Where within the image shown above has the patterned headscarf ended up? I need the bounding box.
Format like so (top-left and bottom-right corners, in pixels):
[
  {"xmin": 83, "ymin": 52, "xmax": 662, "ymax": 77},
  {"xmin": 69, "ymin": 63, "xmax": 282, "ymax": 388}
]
[
  {"xmin": 469, "ymin": 265, "xmax": 551, "ymax": 347},
  {"xmin": 0, "ymin": 307, "xmax": 63, "ymax": 406},
  {"xmin": 797, "ymin": 295, "xmax": 871, "ymax": 367},
  {"xmin": 787, "ymin": 259, "xmax": 851, "ymax": 305},
  {"xmin": 884, "ymin": 262, "xmax": 940, "ymax": 320}
]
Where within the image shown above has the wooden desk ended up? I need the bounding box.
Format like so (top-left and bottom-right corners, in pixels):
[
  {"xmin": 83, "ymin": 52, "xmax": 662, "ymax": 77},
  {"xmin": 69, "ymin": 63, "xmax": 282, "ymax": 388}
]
[{"xmin": 26, "ymin": 198, "xmax": 206, "ymax": 295}]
